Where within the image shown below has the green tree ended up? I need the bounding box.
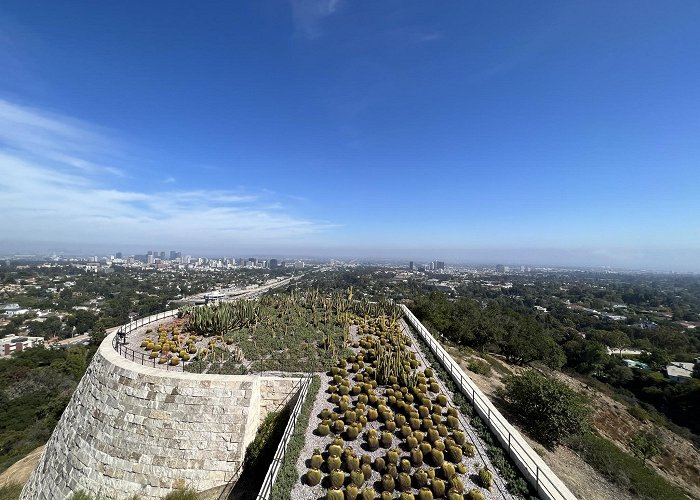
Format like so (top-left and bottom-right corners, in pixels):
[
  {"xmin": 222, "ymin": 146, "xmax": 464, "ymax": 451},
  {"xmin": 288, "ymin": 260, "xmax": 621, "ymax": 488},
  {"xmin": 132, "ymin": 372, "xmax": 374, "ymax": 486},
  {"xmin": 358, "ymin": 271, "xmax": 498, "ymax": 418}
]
[{"xmin": 498, "ymin": 369, "xmax": 589, "ymax": 448}]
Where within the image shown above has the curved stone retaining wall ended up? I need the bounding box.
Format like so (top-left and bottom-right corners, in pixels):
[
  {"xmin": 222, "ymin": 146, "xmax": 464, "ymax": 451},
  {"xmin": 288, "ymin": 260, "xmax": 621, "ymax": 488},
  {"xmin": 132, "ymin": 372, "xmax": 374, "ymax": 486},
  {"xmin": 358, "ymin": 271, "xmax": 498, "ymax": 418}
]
[{"xmin": 21, "ymin": 332, "xmax": 302, "ymax": 500}]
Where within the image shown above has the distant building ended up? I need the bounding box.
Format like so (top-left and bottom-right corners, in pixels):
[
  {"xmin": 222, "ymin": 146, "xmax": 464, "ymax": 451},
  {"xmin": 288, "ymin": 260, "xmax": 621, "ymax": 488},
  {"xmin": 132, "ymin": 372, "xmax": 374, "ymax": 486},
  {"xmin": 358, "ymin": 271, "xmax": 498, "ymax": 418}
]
[
  {"xmin": 409, "ymin": 261, "xmax": 414, "ymax": 271},
  {"xmin": 434, "ymin": 261, "xmax": 445, "ymax": 270},
  {"xmin": 666, "ymin": 362, "xmax": 694, "ymax": 383},
  {"xmin": 159, "ymin": 251, "xmax": 166, "ymax": 260},
  {"xmin": 170, "ymin": 250, "xmax": 177, "ymax": 260},
  {"xmin": 115, "ymin": 252, "xmax": 122, "ymax": 259},
  {"xmin": 269, "ymin": 259, "xmax": 279, "ymax": 268},
  {"xmin": 495, "ymin": 264, "xmax": 507, "ymax": 272},
  {"xmin": 1, "ymin": 334, "xmax": 44, "ymax": 357}
]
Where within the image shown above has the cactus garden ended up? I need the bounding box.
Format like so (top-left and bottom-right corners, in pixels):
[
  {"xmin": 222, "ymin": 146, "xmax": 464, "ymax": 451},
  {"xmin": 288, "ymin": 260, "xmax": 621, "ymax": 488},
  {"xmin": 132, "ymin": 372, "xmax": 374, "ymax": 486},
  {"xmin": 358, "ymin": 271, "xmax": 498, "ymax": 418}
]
[{"xmin": 290, "ymin": 306, "xmax": 512, "ymax": 499}]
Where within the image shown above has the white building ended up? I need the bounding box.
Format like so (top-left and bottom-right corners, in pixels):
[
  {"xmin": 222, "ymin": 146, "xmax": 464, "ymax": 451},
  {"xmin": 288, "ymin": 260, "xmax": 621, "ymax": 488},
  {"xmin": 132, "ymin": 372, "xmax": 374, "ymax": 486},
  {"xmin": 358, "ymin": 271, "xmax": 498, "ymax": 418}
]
[
  {"xmin": 1, "ymin": 334, "xmax": 45, "ymax": 357},
  {"xmin": 666, "ymin": 362, "xmax": 695, "ymax": 383}
]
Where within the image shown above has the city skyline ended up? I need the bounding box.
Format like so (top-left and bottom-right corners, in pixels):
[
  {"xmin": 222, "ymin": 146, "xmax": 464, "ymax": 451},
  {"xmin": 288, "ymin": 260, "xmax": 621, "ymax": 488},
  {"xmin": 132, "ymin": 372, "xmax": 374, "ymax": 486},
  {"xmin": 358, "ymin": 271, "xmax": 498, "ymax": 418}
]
[{"xmin": 1, "ymin": 2, "xmax": 700, "ymax": 271}]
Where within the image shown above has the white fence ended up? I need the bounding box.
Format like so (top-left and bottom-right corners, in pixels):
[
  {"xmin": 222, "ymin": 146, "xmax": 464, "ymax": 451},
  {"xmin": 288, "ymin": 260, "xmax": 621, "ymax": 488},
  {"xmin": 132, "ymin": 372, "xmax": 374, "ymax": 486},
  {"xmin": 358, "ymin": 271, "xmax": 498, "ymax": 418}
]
[
  {"xmin": 400, "ymin": 304, "xmax": 577, "ymax": 500},
  {"xmin": 256, "ymin": 376, "xmax": 313, "ymax": 500}
]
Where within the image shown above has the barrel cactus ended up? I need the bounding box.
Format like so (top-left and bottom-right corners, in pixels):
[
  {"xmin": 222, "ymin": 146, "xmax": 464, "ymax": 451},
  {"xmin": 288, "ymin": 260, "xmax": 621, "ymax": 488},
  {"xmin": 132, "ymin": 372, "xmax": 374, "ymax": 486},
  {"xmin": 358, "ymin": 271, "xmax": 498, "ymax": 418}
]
[
  {"xmin": 306, "ymin": 468, "xmax": 321, "ymax": 486},
  {"xmin": 479, "ymin": 467, "xmax": 493, "ymax": 488},
  {"xmin": 381, "ymin": 474, "xmax": 395, "ymax": 493}
]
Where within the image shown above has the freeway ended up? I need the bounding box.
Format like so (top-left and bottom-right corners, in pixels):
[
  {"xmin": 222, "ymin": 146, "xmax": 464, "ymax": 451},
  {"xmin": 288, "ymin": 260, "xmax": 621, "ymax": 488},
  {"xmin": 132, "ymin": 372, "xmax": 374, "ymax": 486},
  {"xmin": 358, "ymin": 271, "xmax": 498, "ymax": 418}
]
[{"xmin": 175, "ymin": 274, "xmax": 300, "ymax": 305}]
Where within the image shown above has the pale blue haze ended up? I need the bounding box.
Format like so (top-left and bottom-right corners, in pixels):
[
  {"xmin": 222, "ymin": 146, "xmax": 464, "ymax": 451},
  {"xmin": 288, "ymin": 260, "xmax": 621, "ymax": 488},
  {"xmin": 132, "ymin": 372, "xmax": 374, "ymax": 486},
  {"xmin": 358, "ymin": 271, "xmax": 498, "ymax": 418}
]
[{"xmin": 0, "ymin": 1, "xmax": 699, "ymax": 270}]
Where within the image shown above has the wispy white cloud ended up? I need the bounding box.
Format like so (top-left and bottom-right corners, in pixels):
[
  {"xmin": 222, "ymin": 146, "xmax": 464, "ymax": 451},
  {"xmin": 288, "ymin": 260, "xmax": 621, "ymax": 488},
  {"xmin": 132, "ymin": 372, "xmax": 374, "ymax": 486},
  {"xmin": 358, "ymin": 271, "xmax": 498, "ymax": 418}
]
[
  {"xmin": 290, "ymin": 0, "xmax": 341, "ymax": 39},
  {"xmin": 0, "ymin": 99, "xmax": 332, "ymax": 249}
]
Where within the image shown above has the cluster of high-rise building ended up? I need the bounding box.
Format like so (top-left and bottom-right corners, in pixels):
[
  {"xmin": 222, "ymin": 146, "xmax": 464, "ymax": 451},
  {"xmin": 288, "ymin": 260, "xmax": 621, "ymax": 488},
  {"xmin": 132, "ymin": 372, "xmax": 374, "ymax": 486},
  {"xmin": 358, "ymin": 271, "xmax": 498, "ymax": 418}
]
[
  {"xmin": 409, "ymin": 260, "xmax": 445, "ymax": 272},
  {"xmin": 104, "ymin": 251, "xmax": 303, "ymax": 271}
]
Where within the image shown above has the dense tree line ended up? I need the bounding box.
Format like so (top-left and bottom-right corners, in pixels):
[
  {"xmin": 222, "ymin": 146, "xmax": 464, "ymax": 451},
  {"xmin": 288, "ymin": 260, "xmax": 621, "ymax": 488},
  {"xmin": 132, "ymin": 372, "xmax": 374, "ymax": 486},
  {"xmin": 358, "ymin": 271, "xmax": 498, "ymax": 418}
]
[{"xmin": 0, "ymin": 345, "xmax": 95, "ymax": 472}]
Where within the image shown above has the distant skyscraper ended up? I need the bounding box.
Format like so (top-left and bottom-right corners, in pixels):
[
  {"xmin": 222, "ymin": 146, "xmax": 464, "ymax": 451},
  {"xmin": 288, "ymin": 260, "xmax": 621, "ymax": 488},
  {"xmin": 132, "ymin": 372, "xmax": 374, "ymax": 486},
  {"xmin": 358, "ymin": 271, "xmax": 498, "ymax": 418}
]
[
  {"xmin": 170, "ymin": 250, "xmax": 177, "ymax": 260},
  {"xmin": 115, "ymin": 252, "xmax": 122, "ymax": 259},
  {"xmin": 435, "ymin": 261, "xmax": 445, "ymax": 270},
  {"xmin": 159, "ymin": 251, "xmax": 166, "ymax": 260},
  {"xmin": 269, "ymin": 258, "xmax": 279, "ymax": 268},
  {"xmin": 409, "ymin": 261, "xmax": 414, "ymax": 270},
  {"xmin": 147, "ymin": 254, "xmax": 155, "ymax": 264}
]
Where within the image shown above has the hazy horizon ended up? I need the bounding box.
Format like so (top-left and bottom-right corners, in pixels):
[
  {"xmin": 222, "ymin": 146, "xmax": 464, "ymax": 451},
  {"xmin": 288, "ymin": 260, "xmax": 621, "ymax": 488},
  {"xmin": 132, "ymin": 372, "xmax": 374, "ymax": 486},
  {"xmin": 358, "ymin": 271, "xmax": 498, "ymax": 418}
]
[{"xmin": 2, "ymin": 2, "xmax": 699, "ymax": 273}]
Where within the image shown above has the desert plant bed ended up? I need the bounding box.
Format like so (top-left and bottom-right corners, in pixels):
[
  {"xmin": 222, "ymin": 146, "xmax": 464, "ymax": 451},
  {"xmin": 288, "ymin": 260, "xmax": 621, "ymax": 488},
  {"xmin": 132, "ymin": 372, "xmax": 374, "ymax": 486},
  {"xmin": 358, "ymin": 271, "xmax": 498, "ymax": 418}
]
[
  {"xmin": 291, "ymin": 311, "xmax": 514, "ymax": 500},
  {"xmin": 124, "ymin": 289, "xmax": 364, "ymax": 373}
]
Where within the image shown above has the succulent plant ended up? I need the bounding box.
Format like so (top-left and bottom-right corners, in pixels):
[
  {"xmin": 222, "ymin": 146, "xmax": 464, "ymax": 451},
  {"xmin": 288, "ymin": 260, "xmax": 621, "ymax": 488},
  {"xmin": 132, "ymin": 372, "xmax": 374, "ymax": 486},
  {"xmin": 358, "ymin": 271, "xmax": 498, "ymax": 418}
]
[
  {"xmin": 306, "ymin": 468, "xmax": 322, "ymax": 486},
  {"xmin": 441, "ymin": 462, "xmax": 456, "ymax": 479},
  {"xmin": 381, "ymin": 474, "xmax": 395, "ymax": 493},
  {"xmin": 463, "ymin": 443, "xmax": 476, "ymax": 457},
  {"xmin": 311, "ymin": 450, "xmax": 323, "ymax": 469},
  {"xmin": 447, "ymin": 445, "xmax": 462, "ymax": 463},
  {"xmin": 478, "ymin": 467, "xmax": 493, "ymax": 488},
  {"xmin": 410, "ymin": 448, "xmax": 423, "ymax": 467},
  {"xmin": 346, "ymin": 455, "xmax": 360, "ymax": 472},
  {"xmin": 430, "ymin": 449, "xmax": 444, "ymax": 467},
  {"xmin": 345, "ymin": 484, "xmax": 359, "ymax": 500},
  {"xmin": 437, "ymin": 424, "xmax": 448, "ymax": 437},
  {"xmin": 361, "ymin": 463, "xmax": 372, "ymax": 481},
  {"xmin": 380, "ymin": 431, "xmax": 393, "ymax": 448},
  {"xmin": 427, "ymin": 428, "xmax": 440, "ymax": 444},
  {"xmin": 360, "ymin": 488, "xmax": 376, "ymax": 500},
  {"xmin": 446, "ymin": 489, "xmax": 462, "ymax": 500},
  {"xmin": 448, "ymin": 476, "xmax": 464, "ymax": 494},
  {"xmin": 350, "ymin": 469, "xmax": 364, "ymax": 487},
  {"xmin": 326, "ymin": 488, "xmax": 344, "ymax": 500},
  {"xmin": 400, "ymin": 458, "xmax": 411, "ymax": 473},
  {"xmin": 397, "ymin": 472, "xmax": 412, "ymax": 492},
  {"xmin": 333, "ymin": 420, "xmax": 345, "ymax": 434},
  {"xmin": 330, "ymin": 469, "xmax": 345, "ymax": 489},
  {"xmin": 466, "ymin": 489, "xmax": 485, "ymax": 500},
  {"xmin": 385, "ymin": 463, "xmax": 398, "ymax": 480},
  {"xmin": 374, "ymin": 457, "xmax": 386, "ymax": 472},
  {"xmin": 456, "ymin": 463, "xmax": 467, "ymax": 475},
  {"xmin": 419, "ymin": 441, "xmax": 432, "ymax": 456},
  {"xmin": 317, "ymin": 423, "xmax": 331, "ymax": 436},
  {"xmin": 386, "ymin": 448, "xmax": 400, "ymax": 465},
  {"xmin": 452, "ymin": 430, "xmax": 465, "ymax": 445},
  {"xmin": 431, "ymin": 478, "xmax": 446, "ymax": 497},
  {"xmin": 328, "ymin": 455, "xmax": 342, "ymax": 471},
  {"xmin": 400, "ymin": 493, "xmax": 415, "ymax": 500},
  {"xmin": 346, "ymin": 424, "xmax": 360, "ymax": 441},
  {"xmin": 414, "ymin": 468, "xmax": 429, "ymax": 488},
  {"xmin": 417, "ymin": 487, "xmax": 433, "ymax": 500}
]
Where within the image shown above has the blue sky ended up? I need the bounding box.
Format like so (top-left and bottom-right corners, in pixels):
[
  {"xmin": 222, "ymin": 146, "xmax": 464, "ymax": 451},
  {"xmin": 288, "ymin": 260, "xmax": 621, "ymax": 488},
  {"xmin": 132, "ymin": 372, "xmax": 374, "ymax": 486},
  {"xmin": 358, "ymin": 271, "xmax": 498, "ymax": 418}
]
[{"xmin": 1, "ymin": 1, "xmax": 699, "ymax": 270}]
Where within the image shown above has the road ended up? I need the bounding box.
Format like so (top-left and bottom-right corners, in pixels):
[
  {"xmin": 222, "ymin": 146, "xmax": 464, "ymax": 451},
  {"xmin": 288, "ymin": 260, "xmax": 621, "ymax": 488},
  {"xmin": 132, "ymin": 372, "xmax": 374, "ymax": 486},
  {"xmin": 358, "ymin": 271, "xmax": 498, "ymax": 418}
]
[{"xmin": 176, "ymin": 274, "xmax": 300, "ymax": 305}]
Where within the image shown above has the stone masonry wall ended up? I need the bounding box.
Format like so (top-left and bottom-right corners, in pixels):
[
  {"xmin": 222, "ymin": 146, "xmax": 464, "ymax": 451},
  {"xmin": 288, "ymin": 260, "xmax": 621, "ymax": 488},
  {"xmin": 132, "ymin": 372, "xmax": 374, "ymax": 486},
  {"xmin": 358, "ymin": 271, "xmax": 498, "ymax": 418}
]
[{"xmin": 21, "ymin": 333, "xmax": 301, "ymax": 500}]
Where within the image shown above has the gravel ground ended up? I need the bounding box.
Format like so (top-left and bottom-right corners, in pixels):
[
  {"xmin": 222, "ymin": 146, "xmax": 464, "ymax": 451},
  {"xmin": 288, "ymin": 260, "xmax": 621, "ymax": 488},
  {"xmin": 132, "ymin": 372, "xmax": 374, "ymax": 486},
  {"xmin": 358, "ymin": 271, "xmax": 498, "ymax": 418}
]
[{"xmin": 290, "ymin": 322, "xmax": 515, "ymax": 499}]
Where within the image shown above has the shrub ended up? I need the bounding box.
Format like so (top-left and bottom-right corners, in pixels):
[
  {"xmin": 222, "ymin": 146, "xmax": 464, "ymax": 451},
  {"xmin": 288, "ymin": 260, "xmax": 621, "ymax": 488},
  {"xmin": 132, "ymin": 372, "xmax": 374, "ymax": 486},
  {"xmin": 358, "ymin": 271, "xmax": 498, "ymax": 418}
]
[
  {"xmin": 498, "ymin": 369, "xmax": 589, "ymax": 447},
  {"xmin": 162, "ymin": 489, "xmax": 199, "ymax": 500}
]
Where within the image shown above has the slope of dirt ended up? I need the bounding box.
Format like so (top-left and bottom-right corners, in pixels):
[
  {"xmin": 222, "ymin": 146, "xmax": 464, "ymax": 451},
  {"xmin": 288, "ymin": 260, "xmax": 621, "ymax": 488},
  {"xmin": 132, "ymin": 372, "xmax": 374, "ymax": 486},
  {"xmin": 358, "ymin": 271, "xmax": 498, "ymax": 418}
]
[
  {"xmin": 0, "ymin": 445, "xmax": 44, "ymax": 488},
  {"xmin": 443, "ymin": 345, "xmax": 648, "ymax": 500},
  {"xmin": 556, "ymin": 373, "xmax": 700, "ymax": 499}
]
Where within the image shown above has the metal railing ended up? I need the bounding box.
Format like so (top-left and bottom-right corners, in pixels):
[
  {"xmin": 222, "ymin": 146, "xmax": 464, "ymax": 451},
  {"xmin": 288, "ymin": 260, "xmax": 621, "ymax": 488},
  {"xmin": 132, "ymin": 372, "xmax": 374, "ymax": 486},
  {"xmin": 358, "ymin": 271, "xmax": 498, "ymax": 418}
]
[
  {"xmin": 111, "ymin": 309, "xmax": 197, "ymax": 371},
  {"xmin": 400, "ymin": 305, "xmax": 577, "ymax": 500},
  {"xmin": 256, "ymin": 375, "xmax": 313, "ymax": 500}
]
